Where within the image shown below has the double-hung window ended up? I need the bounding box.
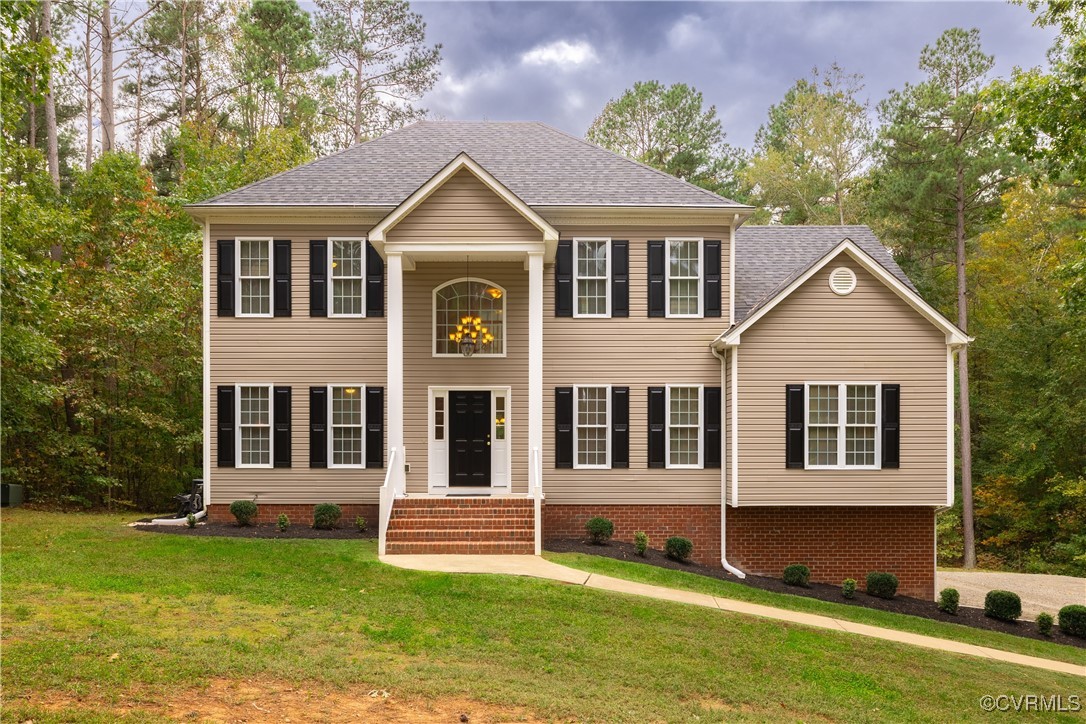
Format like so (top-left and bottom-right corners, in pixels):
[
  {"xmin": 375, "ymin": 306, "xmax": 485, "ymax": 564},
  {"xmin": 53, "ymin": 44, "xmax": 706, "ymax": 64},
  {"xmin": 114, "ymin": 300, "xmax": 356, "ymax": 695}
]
[
  {"xmin": 667, "ymin": 385, "xmax": 702, "ymax": 468},
  {"xmin": 238, "ymin": 385, "xmax": 272, "ymax": 467},
  {"xmin": 805, "ymin": 383, "xmax": 880, "ymax": 469},
  {"xmin": 329, "ymin": 385, "xmax": 365, "ymax": 467},
  {"xmin": 574, "ymin": 385, "xmax": 609, "ymax": 468},
  {"xmin": 574, "ymin": 238, "xmax": 609, "ymax": 317},
  {"xmin": 238, "ymin": 238, "xmax": 272, "ymax": 316},
  {"xmin": 667, "ymin": 238, "xmax": 701, "ymax": 317},
  {"xmin": 330, "ymin": 238, "xmax": 365, "ymax": 317}
]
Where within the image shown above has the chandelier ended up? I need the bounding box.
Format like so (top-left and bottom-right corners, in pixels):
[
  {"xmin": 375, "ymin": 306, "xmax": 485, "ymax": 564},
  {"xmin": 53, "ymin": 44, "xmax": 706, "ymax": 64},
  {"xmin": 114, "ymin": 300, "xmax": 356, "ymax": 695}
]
[{"xmin": 448, "ymin": 257, "xmax": 495, "ymax": 357}]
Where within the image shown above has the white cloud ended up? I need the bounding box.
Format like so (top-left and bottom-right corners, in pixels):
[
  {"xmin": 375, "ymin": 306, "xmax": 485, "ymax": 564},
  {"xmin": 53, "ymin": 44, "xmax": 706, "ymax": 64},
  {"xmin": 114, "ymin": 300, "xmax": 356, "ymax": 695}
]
[
  {"xmin": 520, "ymin": 39, "xmax": 599, "ymax": 69},
  {"xmin": 666, "ymin": 14, "xmax": 720, "ymax": 54}
]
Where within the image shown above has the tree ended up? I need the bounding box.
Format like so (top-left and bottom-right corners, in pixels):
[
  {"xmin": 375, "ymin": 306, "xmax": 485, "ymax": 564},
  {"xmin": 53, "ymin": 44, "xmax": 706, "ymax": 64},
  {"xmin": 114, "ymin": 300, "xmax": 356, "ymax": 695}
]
[
  {"xmin": 313, "ymin": 0, "xmax": 441, "ymax": 150},
  {"xmin": 586, "ymin": 80, "xmax": 746, "ymax": 199},
  {"xmin": 872, "ymin": 28, "xmax": 1016, "ymax": 567}
]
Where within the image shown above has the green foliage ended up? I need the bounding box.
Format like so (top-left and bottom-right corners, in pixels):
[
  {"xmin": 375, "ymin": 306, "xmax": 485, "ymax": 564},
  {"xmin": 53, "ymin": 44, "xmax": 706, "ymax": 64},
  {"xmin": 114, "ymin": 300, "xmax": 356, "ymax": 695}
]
[
  {"xmin": 842, "ymin": 578, "xmax": 857, "ymax": 599},
  {"xmin": 277, "ymin": 513, "xmax": 290, "ymax": 532},
  {"xmin": 865, "ymin": 572, "xmax": 899, "ymax": 599},
  {"xmin": 1036, "ymin": 612, "xmax": 1054, "ymax": 636},
  {"xmin": 230, "ymin": 500, "xmax": 258, "ymax": 526},
  {"xmin": 782, "ymin": 564, "xmax": 810, "ymax": 587},
  {"xmin": 313, "ymin": 503, "xmax": 342, "ymax": 530},
  {"xmin": 585, "ymin": 517, "xmax": 614, "ymax": 544},
  {"xmin": 355, "ymin": 515, "xmax": 367, "ymax": 533},
  {"xmin": 938, "ymin": 588, "xmax": 960, "ymax": 615},
  {"xmin": 186, "ymin": 513, "xmax": 196, "ymax": 529},
  {"xmin": 634, "ymin": 531, "xmax": 649, "ymax": 557},
  {"xmin": 1058, "ymin": 605, "xmax": 1086, "ymax": 637},
  {"xmin": 983, "ymin": 590, "xmax": 1022, "ymax": 621},
  {"xmin": 664, "ymin": 537, "xmax": 693, "ymax": 562}
]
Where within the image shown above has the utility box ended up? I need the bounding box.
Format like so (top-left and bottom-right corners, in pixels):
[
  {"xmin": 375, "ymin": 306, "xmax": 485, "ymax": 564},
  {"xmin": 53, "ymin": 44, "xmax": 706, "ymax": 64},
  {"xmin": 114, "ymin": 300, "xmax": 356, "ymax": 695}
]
[{"xmin": 2, "ymin": 484, "xmax": 24, "ymax": 507}]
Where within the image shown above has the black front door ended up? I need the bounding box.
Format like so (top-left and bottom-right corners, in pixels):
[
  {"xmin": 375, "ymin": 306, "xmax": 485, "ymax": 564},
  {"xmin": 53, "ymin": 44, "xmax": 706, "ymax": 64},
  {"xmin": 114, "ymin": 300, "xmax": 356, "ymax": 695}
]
[{"xmin": 449, "ymin": 391, "xmax": 491, "ymax": 486}]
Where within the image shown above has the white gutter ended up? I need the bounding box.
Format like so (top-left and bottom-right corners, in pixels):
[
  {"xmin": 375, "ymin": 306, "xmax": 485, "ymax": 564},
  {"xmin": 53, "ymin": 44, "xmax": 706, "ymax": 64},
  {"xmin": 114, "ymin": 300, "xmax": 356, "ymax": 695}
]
[
  {"xmin": 149, "ymin": 509, "xmax": 207, "ymax": 526},
  {"xmin": 711, "ymin": 345, "xmax": 746, "ymax": 580}
]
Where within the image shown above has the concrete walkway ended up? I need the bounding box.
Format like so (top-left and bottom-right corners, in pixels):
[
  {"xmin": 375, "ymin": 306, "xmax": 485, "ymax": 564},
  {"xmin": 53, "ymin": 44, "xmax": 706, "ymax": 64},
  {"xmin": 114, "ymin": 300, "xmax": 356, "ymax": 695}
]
[
  {"xmin": 937, "ymin": 570, "xmax": 1086, "ymax": 620},
  {"xmin": 382, "ymin": 554, "xmax": 1085, "ymax": 678}
]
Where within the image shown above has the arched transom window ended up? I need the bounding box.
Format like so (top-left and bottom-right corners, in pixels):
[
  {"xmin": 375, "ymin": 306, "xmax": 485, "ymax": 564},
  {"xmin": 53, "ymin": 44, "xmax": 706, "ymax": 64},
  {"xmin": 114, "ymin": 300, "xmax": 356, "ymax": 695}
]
[{"xmin": 434, "ymin": 279, "xmax": 506, "ymax": 356}]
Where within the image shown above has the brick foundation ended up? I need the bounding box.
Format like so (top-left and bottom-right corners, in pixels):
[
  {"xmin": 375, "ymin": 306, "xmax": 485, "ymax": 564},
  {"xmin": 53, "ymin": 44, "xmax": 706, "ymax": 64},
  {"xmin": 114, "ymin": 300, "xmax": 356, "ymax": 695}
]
[
  {"xmin": 725, "ymin": 506, "xmax": 935, "ymax": 599},
  {"xmin": 208, "ymin": 503, "xmax": 379, "ymax": 527},
  {"xmin": 543, "ymin": 504, "xmax": 721, "ymax": 565}
]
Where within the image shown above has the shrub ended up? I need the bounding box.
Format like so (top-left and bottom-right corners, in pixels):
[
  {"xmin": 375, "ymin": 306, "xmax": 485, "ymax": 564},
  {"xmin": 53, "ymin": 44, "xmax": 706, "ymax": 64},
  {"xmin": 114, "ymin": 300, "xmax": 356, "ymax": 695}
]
[
  {"xmin": 1058, "ymin": 604, "xmax": 1086, "ymax": 637},
  {"xmin": 355, "ymin": 516, "xmax": 368, "ymax": 533},
  {"xmin": 634, "ymin": 531, "xmax": 648, "ymax": 557},
  {"xmin": 782, "ymin": 564, "xmax": 810, "ymax": 587},
  {"xmin": 229, "ymin": 500, "xmax": 258, "ymax": 526},
  {"xmin": 313, "ymin": 503, "xmax": 342, "ymax": 530},
  {"xmin": 1036, "ymin": 612, "xmax": 1054, "ymax": 637},
  {"xmin": 865, "ymin": 572, "xmax": 898, "ymax": 599},
  {"xmin": 585, "ymin": 517, "xmax": 614, "ymax": 544},
  {"xmin": 186, "ymin": 513, "xmax": 196, "ymax": 529},
  {"xmin": 277, "ymin": 513, "xmax": 290, "ymax": 532},
  {"xmin": 938, "ymin": 588, "xmax": 960, "ymax": 615},
  {"xmin": 664, "ymin": 536, "xmax": 693, "ymax": 562},
  {"xmin": 842, "ymin": 578, "xmax": 857, "ymax": 599},
  {"xmin": 984, "ymin": 590, "xmax": 1022, "ymax": 621}
]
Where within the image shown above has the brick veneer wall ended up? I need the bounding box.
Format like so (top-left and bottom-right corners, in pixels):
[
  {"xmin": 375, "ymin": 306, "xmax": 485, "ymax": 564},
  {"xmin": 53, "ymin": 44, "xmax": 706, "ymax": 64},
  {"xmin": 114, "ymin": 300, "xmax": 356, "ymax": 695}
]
[
  {"xmin": 208, "ymin": 503, "xmax": 379, "ymax": 527},
  {"xmin": 725, "ymin": 506, "xmax": 936, "ymax": 599},
  {"xmin": 543, "ymin": 504, "xmax": 721, "ymax": 565}
]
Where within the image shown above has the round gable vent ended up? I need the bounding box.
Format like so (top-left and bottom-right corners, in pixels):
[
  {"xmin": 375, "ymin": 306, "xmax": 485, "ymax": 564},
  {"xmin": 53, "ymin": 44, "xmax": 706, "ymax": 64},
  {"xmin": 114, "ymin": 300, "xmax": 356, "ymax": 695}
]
[{"xmin": 829, "ymin": 267, "xmax": 857, "ymax": 296}]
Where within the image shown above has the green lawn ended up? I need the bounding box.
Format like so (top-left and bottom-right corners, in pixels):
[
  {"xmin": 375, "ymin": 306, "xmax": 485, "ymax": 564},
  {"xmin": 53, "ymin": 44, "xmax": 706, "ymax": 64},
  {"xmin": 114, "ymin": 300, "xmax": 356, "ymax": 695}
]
[{"xmin": 2, "ymin": 511, "xmax": 1082, "ymax": 723}]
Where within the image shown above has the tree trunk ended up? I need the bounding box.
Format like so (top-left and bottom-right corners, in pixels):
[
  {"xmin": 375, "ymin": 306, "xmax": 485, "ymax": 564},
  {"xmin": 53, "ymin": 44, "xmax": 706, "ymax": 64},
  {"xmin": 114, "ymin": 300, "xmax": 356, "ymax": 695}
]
[
  {"xmin": 85, "ymin": 9, "xmax": 94, "ymax": 169},
  {"xmin": 100, "ymin": 1, "xmax": 115, "ymax": 153},
  {"xmin": 43, "ymin": 0, "xmax": 60, "ymax": 187},
  {"xmin": 956, "ymin": 164, "xmax": 976, "ymax": 569},
  {"xmin": 133, "ymin": 60, "xmax": 142, "ymax": 158},
  {"xmin": 29, "ymin": 77, "xmax": 37, "ymax": 149}
]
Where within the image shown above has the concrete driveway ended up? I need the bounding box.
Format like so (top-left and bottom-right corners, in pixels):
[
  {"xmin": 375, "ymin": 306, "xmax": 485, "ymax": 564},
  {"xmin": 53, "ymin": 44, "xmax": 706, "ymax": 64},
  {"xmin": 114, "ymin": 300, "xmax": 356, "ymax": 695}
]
[{"xmin": 936, "ymin": 570, "xmax": 1085, "ymax": 619}]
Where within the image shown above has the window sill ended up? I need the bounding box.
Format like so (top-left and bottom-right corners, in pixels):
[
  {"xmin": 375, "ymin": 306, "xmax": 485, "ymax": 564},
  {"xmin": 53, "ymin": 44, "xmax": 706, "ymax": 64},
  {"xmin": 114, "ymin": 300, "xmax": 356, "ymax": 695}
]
[
  {"xmin": 236, "ymin": 313, "xmax": 274, "ymax": 319},
  {"xmin": 573, "ymin": 464, "xmax": 611, "ymax": 470},
  {"xmin": 328, "ymin": 314, "xmax": 367, "ymax": 319},
  {"xmin": 804, "ymin": 465, "xmax": 882, "ymax": 471},
  {"xmin": 237, "ymin": 464, "xmax": 273, "ymax": 469},
  {"xmin": 329, "ymin": 464, "xmax": 366, "ymax": 470},
  {"xmin": 664, "ymin": 313, "xmax": 703, "ymax": 319},
  {"xmin": 665, "ymin": 464, "xmax": 703, "ymax": 470}
]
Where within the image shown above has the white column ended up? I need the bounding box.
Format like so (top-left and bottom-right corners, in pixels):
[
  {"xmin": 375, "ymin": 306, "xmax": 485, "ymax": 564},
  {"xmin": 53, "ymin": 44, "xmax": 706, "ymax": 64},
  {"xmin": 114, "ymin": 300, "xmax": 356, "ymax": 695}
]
[
  {"xmin": 386, "ymin": 252, "xmax": 405, "ymax": 488},
  {"xmin": 528, "ymin": 252, "xmax": 544, "ymax": 484}
]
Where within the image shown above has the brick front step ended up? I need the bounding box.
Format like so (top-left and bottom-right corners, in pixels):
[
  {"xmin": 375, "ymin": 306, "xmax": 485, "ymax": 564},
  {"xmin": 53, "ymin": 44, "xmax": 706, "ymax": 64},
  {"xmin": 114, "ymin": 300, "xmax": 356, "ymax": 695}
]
[
  {"xmin": 384, "ymin": 541, "xmax": 535, "ymax": 555},
  {"xmin": 388, "ymin": 517, "xmax": 534, "ymax": 529},
  {"xmin": 384, "ymin": 496, "xmax": 536, "ymax": 555},
  {"xmin": 386, "ymin": 528, "xmax": 534, "ymax": 542}
]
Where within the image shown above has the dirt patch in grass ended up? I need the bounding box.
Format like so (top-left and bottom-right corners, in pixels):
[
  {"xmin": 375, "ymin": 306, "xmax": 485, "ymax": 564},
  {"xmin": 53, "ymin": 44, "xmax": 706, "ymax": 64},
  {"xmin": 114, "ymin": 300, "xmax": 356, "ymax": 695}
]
[
  {"xmin": 133, "ymin": 520, "xmax": 377, "ymax": 540},
  {"xmin": 15, "ymin": 677, "xmax": 542, "ymax": 723},
  {"xmin": 545, "ymin": 538, "xmax": 1086, "ymax": 649}
]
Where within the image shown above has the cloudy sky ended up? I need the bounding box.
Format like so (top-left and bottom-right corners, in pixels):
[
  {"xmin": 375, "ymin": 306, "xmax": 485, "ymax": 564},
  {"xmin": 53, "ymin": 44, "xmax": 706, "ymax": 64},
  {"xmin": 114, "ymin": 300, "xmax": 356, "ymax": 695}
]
[{"xmin": 412, "ymin": 1, "xmax": 1056, "ymax": 149}]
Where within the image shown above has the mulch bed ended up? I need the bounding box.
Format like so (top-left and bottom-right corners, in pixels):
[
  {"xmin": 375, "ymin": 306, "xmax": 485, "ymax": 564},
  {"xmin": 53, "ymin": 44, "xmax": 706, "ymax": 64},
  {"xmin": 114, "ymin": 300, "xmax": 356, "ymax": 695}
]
[
  {"xmin": 545, "ymin": 538, "xmax": 1085, "ymax": 648},
  {"xmin": 133, "ymin": 518, "xmax": 377, "ymax": 540}
]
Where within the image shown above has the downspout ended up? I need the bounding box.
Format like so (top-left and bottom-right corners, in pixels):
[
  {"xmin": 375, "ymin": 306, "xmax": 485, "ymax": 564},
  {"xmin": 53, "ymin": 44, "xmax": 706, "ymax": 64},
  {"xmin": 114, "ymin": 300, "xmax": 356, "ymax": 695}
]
[{"xmin": 711, "ymin": 344, "xmax": 746, "ymax": 579}]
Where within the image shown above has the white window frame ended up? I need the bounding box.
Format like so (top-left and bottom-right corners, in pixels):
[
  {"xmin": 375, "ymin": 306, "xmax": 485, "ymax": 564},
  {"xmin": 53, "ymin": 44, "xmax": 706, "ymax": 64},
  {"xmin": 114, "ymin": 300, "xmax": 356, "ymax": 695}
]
[
  {"xmin": 431, "ymin": 277, "xmax": 508, "ymax": 358},
  {"xmin": 573, "ymin": 237, "xmax": 611, "ymax": 318},
  {"xmin": 328, "ymin": 384, "xmax": 366, "ymax": 469},
  {"xmin": 665, "ymin": 384, "xmax": 703, "ymax": 469},
  {"xmin": 236, "ymin": 383, "xmax": 273, "ymax": 469},
  {"xmin": 328, "ymin": 237, "xmax": 367, "ymax": 318},
  {"xmin": 573, "ymin": 384, "xmax": 611, "ymax": 469},
  {"xmin": 804, "ymin": 382, "xmax": 882, "ymax": 470},
  {"xmin": 665, "ymin": 237, "xmax": 703, "ymax": 318},
  {"xmin": 236, "ymin": 237, "xmax": 273, "ymax": 318}
]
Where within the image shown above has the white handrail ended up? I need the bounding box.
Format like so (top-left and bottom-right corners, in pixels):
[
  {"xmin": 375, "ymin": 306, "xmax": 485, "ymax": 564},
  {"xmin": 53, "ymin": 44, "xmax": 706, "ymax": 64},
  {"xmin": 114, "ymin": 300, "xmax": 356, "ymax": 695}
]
[
  {"xmin": 378, "ymin": 447, "xmax": 400, "ymax": 556},
  {"xmin": 531, "ymin": 446, "xmax": 542, "ymax": 555}
]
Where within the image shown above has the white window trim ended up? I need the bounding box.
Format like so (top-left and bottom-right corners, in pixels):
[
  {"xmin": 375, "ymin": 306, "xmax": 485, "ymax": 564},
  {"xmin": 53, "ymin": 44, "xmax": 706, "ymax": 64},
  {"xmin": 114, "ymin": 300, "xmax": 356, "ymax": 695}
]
[
  {"xmin": 236, "ymin": 383, "xmax": 273, "ymax": 469},
  {"xmin": 328, "ymin": 237, "xmax": 367, "ymax": 319},
  {"xmin": 328, "ymin": 384, "xmax": 366, "ymax": 469},
  {"xmin": 804, "ymin": 382, "xmax": 882, "ymax": 470},
  {"xmin": 573, "ymin": 237, "xmax": 611, "ymax": 318},
  {"xmin": 236, "ymin": 237, "xmax": 273, "ymax": 318},
  {"xmin": 665, "ymin": 384, "xmax": 703, "ymax": 469},
  {"xmin": 573, "ymin": 384, "xmax": 611, "ymax": 470},
  {"xmin": 431, "ymin": 277, "xmax": 508, "ymax": 358},
  {"xmin": 665, "ymin": 237, "xmax": 703, "ymax": 319}
]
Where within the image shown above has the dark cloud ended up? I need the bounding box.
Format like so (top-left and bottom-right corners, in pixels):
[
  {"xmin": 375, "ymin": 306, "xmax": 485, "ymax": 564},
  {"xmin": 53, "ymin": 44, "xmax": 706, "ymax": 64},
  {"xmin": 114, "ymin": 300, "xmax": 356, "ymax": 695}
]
[{"xmin": 415, "ymin": 1, "xmax": 1056, "ymax": 149}]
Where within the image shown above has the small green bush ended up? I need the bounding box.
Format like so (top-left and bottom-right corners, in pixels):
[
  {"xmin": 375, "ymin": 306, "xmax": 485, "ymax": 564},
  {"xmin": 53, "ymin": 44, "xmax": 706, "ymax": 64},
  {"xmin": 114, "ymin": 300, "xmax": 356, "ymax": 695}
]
[
  {"xmin": 585, "ymin": 517, "xmax": 614, "ymax": 544},
  {"xmin": 1058, "ymin": 604, "xmax": 1086, "ymax": 637},
  {"xmin": 842, "ymin": 578, "xmax": 857, "ymax": 599},
  {"xmin": 186, "ymin": 513, "xmax": 196, "ymax": 529},
  {"xmin": 782, "ymin": 564, "xmax": 810, "ymax": 587},
  {"xmin": 313, "ymin": 503, "xmax": 342, "ymax": 530},
  {"xmin": 355, "ymin": 516, "xmax": 368, "ymax": 533},
  {"xmin": 634, "ymin": 531, "xmax": 648, "ymax": 557},
  {"xmin": 984, "ymin": 590, "xmax": 1022, "ymax": 621},
  {"xmin": 664, "ymin": 536, "xmax": 693, "ymax": 562},
  {"xmin": 938, "ymin": 588, "xmax": 960, "ymax": 615},
  {"xmin": 229, "ymin": 500, "xmax": 258, "ymax": 526},
  {"xmin": 277, "ymin": 513, "xmax": 289, "ymax": 532},
  {"xmin": 1036, "ymin": 612, "xmax": 1054, "ymax": 637},
  {"xmin": 865, "ymin": 572, "xmax": 899, "ymax": 600}
]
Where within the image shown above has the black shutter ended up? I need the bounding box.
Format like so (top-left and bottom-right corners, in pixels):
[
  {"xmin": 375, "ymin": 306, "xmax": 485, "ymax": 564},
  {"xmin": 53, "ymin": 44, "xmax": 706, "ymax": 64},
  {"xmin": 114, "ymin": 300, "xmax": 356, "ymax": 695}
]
[
  {"xmin": 217, "ymin": 385, "xmax": 235, "ymax": 467},
  {"xmin": 648, "ymin": 386, "xmax": 666, "ymax": 468},
  {"xmin": 273, "ymin": 240, "xmax": 292, "ymax": 317},
  {"xmin": 611, "ymin": 386, "xmax": 629, "ymax": 468},
  {"xmin": 366, "ymin": 386, "xmax": 384, "ymax": 468},
  {"xmin": 273, "ymin": 386, "xmax": 292, "ymax": 467},
  {"xmin": 217, "ymin": 240, "xmax": 235, "ymax": 317},
  {"xmin": 704, "ymin": 386, "xmax": 722, "ymax": 468},
  {"xmin": 611, "ymin": 240, "xmax": 629, "ymax": 317},
  {"xmin": 704, "ymin": 239, "xmax": 722, "ymax": 318},
  {"xmin": 310, "ymin": 240, "xmax": 327, "ymax": 317},
  {"xmin": 786, "ymin": 384, "xmax": 805, "ymax": 469},
  {"xmin": 366, "ymin": 241, "xmax": 384, "ymax": 317},
  {"xmin": 882, "ymin": 384, "xmax": 900, "ymax": 469},
  {"xmin": 648, "ymin": 240, "xmax": 665, "ymax": 317},
  {"xmin": 309, "ymin": 386, "xmax": 327, "ymax": 468},
  {"xmin": 555, "ymin": 239, "xmax": 573, "ymax": 317},
  {"xmin": 555, "ymin": 387, "xmax": 573, "ymax": 468}
]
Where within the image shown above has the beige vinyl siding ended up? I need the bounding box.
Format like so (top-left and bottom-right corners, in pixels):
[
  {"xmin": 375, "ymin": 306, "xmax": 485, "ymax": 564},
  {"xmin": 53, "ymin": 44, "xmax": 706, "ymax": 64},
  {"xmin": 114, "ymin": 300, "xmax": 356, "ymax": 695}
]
[
  {"xmin": 386, "ymin": 169, "xmax": 542, "ymax": 244},
  {"xmin": 209, "ymin": 224, "xmax": 386, "ymax": 504},
  {"xmin": 735, "ymin": 253, "xmax": 948, "ymax": 506},
  {"xmin": 541, "ymin": 226, "xmax": 732, "ymax": 505},
  {"xmin": 403, "ymin": 262, "xmax": 529, "ymax": 493}
]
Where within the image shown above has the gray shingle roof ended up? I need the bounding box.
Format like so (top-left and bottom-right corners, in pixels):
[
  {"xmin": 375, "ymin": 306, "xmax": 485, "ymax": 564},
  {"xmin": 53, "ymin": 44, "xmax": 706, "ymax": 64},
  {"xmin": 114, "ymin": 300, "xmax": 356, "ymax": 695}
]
[
  {"xmin": 734, "ymin": 225, "xmax": 915, "ymax": 323},
  {"xmin": 191, "ymin": 121, "xmax": 746, "ymax": 208}
]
